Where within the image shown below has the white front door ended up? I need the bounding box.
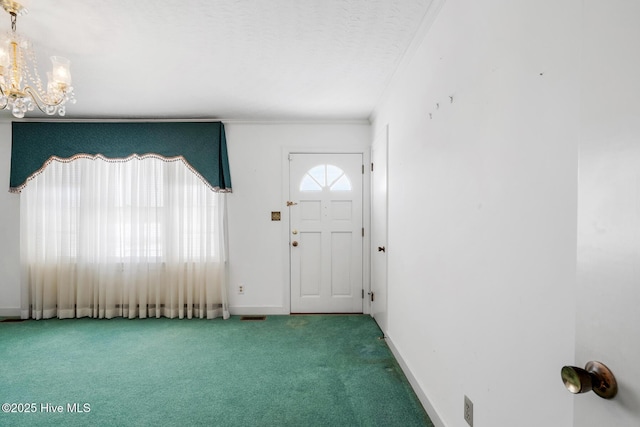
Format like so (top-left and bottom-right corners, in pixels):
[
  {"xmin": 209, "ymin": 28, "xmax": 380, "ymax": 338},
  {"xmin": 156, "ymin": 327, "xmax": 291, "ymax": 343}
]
[
  {"xmin": 289, "ymin": 153, "xmax": 363, "ymax": 313},
  {"xmin": 371, "ymin": 126, "xmax": 388, "ymax": 332}
]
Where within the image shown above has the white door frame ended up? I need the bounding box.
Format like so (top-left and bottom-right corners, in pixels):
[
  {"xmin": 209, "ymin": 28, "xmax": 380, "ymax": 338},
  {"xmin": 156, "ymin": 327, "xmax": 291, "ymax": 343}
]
[
  {"xmin": 282, "ymin": 146, "xmax": 371, "ymax": 314},
  {"xmin": 370, "ymin": 125, "xmax": 389, "ymax": 332}
]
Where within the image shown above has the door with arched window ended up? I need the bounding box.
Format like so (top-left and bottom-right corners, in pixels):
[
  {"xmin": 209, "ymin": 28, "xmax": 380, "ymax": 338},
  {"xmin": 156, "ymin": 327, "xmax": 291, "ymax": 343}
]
[{"xmin": 288, "ymin": 153, "xmax": 363, "ymax": 313}]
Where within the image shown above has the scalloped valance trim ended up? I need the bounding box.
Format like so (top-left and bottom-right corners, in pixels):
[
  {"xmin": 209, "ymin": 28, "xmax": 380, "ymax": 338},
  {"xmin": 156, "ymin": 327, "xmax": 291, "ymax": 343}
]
[
  {"xmin": 10, "ymin": 122, "xmax": 232, "ymax": 194},
  {"xmin": 9, "ymin": 153, "xmax": 233, "ymax": 194}
]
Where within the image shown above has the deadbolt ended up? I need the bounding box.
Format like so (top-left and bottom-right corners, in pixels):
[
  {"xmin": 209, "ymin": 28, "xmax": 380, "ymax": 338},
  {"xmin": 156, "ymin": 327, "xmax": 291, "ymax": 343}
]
[{"xmin": 292, "ymin": 241, "xmax": 299, "ymax": 247}]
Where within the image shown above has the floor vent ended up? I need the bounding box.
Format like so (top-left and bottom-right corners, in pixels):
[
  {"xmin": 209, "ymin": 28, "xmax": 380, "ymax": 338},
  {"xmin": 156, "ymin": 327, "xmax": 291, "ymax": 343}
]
[{"xmin": 240, "ymin": 316, "xmax": 267, "ymax": 321}]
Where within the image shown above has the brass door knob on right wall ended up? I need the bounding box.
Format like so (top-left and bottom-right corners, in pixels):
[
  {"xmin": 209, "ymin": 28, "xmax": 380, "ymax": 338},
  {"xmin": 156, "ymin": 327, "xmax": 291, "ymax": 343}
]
[{"xmin": 561, "ymin": 361, "xmax": 617, "ymax": 399}]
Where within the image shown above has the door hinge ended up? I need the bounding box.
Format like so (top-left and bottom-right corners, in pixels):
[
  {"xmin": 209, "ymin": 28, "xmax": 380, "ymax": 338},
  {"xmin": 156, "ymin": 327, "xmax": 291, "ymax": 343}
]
[
  {"xmin": 362, "ymin": 164, "xmax": 365, "ymax": 174},
  {"xmin": 371, "ymin": 162, "xmax": 374, "ymax": 172},
  {"xmin": 362, "ymin": 227, "xmax": 364, "ymax": 237},
  {"xmin": 362, "ymin": 289, "xmax": 365, "ymax": 299}
]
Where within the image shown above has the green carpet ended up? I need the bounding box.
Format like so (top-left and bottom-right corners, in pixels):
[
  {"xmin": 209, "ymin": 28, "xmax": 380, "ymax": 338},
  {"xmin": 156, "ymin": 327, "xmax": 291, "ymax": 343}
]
[{"xmin": 0, "ymin": 315, "xmax": 433, "ymax": 426}]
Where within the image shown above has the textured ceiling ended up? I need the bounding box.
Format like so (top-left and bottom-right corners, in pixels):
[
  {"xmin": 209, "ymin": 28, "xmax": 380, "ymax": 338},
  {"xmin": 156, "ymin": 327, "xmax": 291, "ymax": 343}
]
[{"xmin": 7, "ymin": 0, "xmax": 435, "ymax": 120}]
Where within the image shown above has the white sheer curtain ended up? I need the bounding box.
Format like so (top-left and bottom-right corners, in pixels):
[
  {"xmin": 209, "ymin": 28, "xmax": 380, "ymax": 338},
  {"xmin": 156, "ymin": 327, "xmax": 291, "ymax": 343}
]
[{"xmin": 20, "ymin": 155, "xmax": 229, "ymax": 320}]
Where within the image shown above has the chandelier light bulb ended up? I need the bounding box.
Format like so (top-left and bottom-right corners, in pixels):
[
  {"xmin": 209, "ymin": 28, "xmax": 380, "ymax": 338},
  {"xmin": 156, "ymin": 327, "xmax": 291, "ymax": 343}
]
[
  {"xmin": 0, "ymin": 41, "xmax": 9, "ymax": 69},
  {"xmin": 51, "ymin": 56, "xmax": 71, "ymax": 86}
]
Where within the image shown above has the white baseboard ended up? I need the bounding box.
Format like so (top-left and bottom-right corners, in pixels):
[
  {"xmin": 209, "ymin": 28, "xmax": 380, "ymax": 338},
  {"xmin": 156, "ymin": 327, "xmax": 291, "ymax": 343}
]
[
  {"xmin": 385, "ymin": 334, "xmax": 446, "ymax": 427},
  {"xmin": 0, "ymin": 308, "xmax": 21, "ymax": 318},
  {"xmin": 229, "ymin": 306, "xmax": 288, "ymax": 316}
]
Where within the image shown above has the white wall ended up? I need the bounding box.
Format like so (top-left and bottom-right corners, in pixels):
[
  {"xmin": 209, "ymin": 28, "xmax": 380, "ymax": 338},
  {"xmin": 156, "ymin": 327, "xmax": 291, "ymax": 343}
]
[
  {"xmin": 371, "ymin": 0, "xmax": 580, "ymax": 425},
  {"xmin": 575, "ymin": 1, "xmax": 640, "ymax": 425},
  {"xmin": 224, "ymin": 122, "xmax": 370, "ymax": 314},
  {"xmin": 0, "ymin": 122, "xmax": 370, "ymax": 317},
  {"xmin": 0, "ymin": 122, "xmax": 20, "ymax": 316}
]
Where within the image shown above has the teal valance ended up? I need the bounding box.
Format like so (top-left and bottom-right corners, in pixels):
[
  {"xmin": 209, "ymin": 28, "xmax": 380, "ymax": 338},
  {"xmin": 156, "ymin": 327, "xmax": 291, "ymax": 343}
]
[{"xmin": 10, "ymin": 121, "xmax": 231, "ymax": 193}]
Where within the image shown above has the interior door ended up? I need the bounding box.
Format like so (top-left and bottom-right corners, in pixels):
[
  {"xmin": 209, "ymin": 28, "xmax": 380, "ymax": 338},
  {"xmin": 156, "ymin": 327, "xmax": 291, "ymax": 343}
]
[
  {"xmin": 371, "ymin": 126, "xmax": 388, "ymax": 332},
  {"xmin": 289, "ymin": 153, "xmax": 363, "ymax": 313}
]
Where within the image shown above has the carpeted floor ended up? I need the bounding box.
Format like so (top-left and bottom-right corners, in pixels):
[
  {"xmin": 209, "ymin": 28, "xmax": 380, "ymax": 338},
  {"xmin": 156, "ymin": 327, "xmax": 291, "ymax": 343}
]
[{"xmin": 0, "ymin": 315, "xmax": 433, "ymax": 426}]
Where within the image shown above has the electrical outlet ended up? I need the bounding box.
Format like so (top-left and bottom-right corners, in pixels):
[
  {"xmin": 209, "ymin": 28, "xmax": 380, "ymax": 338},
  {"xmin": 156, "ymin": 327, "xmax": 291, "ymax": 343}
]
[
  {"xmin": 464, "ymin": 395, "xmax": 473, "ymax": 427},
  {"xmin": 238, "ymin": 284, "xmax": 245, "ymax": 295}
]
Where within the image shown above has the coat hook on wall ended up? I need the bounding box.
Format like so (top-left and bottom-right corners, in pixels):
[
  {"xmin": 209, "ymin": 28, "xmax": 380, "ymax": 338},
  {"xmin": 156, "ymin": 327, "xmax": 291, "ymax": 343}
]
[
  {"xmin": 429, "ymin": 113, "xmax": 433, "ymax": 120},
  {"xmin": 449, "ymin": 96, "xmax": 454, "ymax": 104},
  {"xmin": 436, "ymin": 103, "xmax": 440, "ymax": 110}
]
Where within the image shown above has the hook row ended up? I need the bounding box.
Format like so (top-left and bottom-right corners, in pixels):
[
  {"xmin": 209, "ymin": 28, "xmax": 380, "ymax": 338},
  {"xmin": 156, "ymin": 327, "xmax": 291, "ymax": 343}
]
[{"xmin": 428, "ymin": 95, "xmax": 455, "ymax": 120}]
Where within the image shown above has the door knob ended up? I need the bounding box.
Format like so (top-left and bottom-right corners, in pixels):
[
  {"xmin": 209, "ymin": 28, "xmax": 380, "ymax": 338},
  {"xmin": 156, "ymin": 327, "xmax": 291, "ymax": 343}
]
[
  {"xmin": 292, "ymin": 241, "xmax": 299, "ymax": 247},
  {"xmin": 561, "ymin": 361, "xmax": 617, "ymax": 399},
  {"xmin": 378, "ymin": 246, "xmax": 386, "ymax": 252}
]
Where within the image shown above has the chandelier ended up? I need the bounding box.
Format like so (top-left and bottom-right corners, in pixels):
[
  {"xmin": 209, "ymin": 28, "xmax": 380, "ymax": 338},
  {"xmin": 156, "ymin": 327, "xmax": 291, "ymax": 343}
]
[{"xmin": 0, "ymin": 0, "xmax": 75, "ymax": 118}]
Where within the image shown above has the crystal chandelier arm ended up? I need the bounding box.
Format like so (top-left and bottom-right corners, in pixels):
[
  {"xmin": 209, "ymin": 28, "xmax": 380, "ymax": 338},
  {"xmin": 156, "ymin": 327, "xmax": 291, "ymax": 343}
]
[
  {"xmin": 0, "ymin": 85, "xmax": 9, "ymax": 110},
  {"xmin": 23, "ymin": 85, "xmax": 65, "ymax": 115}
]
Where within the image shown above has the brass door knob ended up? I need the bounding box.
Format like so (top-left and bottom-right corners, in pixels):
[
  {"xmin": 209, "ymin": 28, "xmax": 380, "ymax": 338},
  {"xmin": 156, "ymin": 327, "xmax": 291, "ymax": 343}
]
[
  {"xmin": 292, "ymin": 241, "xmax": 298, "ymax": 247},
  {"xmin": 561, "ymin": 361, "xmax": 617, "ymax": 399}
]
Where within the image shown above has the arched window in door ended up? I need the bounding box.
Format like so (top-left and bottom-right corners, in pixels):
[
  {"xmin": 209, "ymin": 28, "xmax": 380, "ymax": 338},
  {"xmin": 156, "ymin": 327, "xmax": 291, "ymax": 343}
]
[{"xmin": 299, "ymin": 164, "xmax": 352, "ymax": 192}]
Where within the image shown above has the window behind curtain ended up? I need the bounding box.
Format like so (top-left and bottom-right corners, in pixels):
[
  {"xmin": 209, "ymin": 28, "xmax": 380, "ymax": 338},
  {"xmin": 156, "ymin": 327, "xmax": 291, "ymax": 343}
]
[{"xmin": 21, "ymin": 155, "xmax": 229, "ymax": 320}]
